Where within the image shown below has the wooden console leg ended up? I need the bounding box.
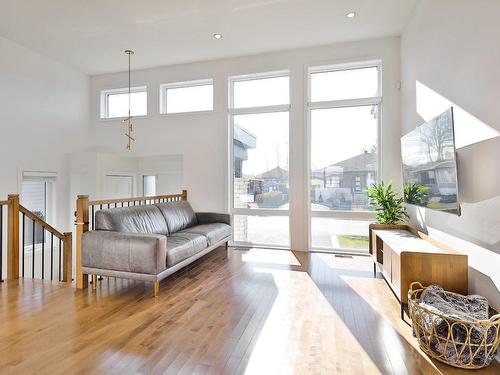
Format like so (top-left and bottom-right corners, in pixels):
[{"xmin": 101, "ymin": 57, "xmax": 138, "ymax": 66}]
[
  {"xmin": 92, "ymin": 275, "xmax": 97, "ymax": 290},
  {"xmin": 153, "ymin": 281, "xmax": 159, "ymax": 297}
]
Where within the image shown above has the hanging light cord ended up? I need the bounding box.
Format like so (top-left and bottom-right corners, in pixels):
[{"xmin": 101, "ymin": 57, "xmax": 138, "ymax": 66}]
[{"xmin": 124, "ymin": 49, "xmax": 135, "ymax": 150}]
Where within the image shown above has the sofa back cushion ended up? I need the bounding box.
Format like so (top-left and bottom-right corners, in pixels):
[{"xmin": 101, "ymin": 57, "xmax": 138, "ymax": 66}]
[
  {"xmin": 155, "ymin": 201, "xmax": 198, "ymax": 233},
  {"xmin": 95, "ymin": 205, "xmax": 169, "ymax": 235}
]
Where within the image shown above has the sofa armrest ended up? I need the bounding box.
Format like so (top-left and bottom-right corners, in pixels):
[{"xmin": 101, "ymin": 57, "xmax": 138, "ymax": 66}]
[
  {"xmin": 82, "ymin": 231, "xmax": 167, "ymax": 275},
  {"xmin": 196, "ymin": 212, "xmax": 231, "ymax": 226}
]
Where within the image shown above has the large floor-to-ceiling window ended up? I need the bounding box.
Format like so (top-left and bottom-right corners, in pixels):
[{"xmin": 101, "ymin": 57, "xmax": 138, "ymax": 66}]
[
  {"xmin": 307, "ymin": 61, "xmax": 381, "ymax": 252},
  {"xmin": 229, "ymin": 72, "xmax": 290, "ymax": 248}
]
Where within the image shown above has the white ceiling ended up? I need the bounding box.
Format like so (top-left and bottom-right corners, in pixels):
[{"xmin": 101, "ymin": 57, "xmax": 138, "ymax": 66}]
[{"xmin": 0, "ymin": 0, "xmax": 419, "ymax": 75}]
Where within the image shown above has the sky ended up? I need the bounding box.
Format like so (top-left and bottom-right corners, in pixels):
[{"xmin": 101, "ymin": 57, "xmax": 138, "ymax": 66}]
[{"xmin": 234, "ymin": 69, "xmax": 379, "ymax": 176}]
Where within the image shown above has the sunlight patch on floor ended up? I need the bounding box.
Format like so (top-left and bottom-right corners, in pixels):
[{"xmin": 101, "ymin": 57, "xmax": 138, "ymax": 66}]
[
  {"xmin": 243, "ymin": 260, "xmax": 380, "ymax": 374},
  {"xmin": 240, "ymin": 248, "xmax": 301, "ymax": 266}
]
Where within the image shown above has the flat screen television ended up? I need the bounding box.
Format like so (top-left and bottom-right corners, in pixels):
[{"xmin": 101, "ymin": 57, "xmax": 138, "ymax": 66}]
[{"xmin": 401, "ymin": 108, "xmax": 461, "ymax": 215}]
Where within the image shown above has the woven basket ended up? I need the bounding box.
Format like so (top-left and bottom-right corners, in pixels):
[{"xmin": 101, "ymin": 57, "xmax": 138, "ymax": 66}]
[{"xmin": 408, "ymin": 282, "xmax": 500, "ymax": 369}]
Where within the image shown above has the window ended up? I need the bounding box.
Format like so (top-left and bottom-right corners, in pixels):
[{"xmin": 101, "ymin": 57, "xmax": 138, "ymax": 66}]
[
  {"xmin": 21, "ymin": 173, "xmax": 56, "ymax": 246},
  {"xmin": 143, "ymin": 175, "xmax": 157, "ymax": 196},
  {"xmin": 308, "ymin": 61, "xmax": 381, "ymax": 252},
  {"xmin": 160, "ymin": 79, "xmax": 213, "ymax": 114},
  {"xmin": 233, "ymin": 215, "xmax": 290, "ymax": 247},
  {"xmin": 100, "ymin": 86, "xmax": 147, "ymax": 119},
  {"xmin": 230, "ymin": 71, "xmax": 290, "ymax": 248},
  {"xmin": 232, "ymin": 75, "xmax": 289, "ymax": 108},
  {"xmin": 310, "ymin": 66, "xmax": 379, "ymax": 102},
  {"xmin": 311, "ymin": 218, "xmax": 372, "ymax": 251}
]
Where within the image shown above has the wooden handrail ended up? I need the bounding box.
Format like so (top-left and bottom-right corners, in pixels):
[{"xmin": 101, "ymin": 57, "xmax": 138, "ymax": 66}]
[
  {"xmin": 75, "ymin": 190, "xmax": 187, "ymax": 289},
  {"xmin": 20, "ymin": 205, "xmax": 66, "ymax": 240},
  {"xmin": 3, "ymin": 194, "xmax": 72, "ymax": 283},
  {"xmin": 88, "ymin": 191, "xmax": 187, "ymax": 206}
]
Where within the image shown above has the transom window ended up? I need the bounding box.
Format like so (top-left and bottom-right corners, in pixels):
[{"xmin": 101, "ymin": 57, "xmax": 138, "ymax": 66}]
[
  {"xmin": 231, "ymin": 74, "xmax": 289, "ymax": 109},
  {"xmin": 100, "ymin": 86, "xmax": 147, "ymax": 119},
  {"xmin": 310, "ymin": 66, "xmax": 379, "ymax": 102},
  {"xmin": 160, "ymin": 79, "xmax": 213, "ymax": 114}
]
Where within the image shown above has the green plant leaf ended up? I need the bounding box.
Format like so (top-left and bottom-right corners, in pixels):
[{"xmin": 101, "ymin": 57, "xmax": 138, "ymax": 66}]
[{"xmin": 366, "ymin": 181, "xmax": 407, "ymax": 225}]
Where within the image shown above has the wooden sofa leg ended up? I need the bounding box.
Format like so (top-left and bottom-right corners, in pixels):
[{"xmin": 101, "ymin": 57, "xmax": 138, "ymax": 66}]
[
  {"xmin": 153, "ymin": 281, "xmax": 160, "ymax": 297},
  {"xmin": 92, "ymin": 275, "xmax": 97, "ymax": 290}
]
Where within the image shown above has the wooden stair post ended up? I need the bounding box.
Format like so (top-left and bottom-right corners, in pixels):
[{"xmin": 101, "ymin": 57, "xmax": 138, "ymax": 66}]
[
  {"xmin": 75, "ymin": 195, "xmax": 89, "ymax": 289},
  {"xmin": 181, "ymin": 190, "xmax": 188, "ymax": 201},
  {"xmin": 62, "ymin": 232, "xmax": 73, "ymax": 283},
  {"xmin": 7, "ymin": 194, "xmax": 20, "ymax": 280}
]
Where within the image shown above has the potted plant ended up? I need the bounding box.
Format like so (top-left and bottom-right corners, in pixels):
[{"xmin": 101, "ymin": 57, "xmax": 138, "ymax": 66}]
[{"xmin": 366, "ymin": 181, "xmax": 407, "ymax": 224}]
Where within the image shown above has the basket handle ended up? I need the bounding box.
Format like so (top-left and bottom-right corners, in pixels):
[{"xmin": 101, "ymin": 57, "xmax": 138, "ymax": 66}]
[
  {"xmin": 490, "ymin": 313, "xmax": 500, "ymax": 323},
  {"xmin": 409, "ymin": 281, "xmax": 425, "ymax": 293}
]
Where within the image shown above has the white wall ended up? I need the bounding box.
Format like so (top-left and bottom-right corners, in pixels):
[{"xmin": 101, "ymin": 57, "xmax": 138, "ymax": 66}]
[
  {"xmin": 137, "ymin": 155, "xmax": 184, "ymax": 195},
  {"xmin": 69, "ymin": 152, "xmax": 183, "ymax": 200},
  {"xmin": 0, "ymin": 36, "xmax": 90, "ymax": 231},
  {"xmin": 401, "ymin": 0, "xmax": 500, "ymax": 306},
  {"xmin": 90, "ymin": 37, "xmax": 402, "ymax": 251},
  {"xmin": 0, "ymin": 36, "xmax": 90, "ymax": 279}
]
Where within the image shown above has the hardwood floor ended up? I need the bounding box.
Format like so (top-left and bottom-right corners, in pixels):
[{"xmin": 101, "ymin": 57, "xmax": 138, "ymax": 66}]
[{"xmin": 0, "ymin": 247, "xmax": 498, "ymax": 375}]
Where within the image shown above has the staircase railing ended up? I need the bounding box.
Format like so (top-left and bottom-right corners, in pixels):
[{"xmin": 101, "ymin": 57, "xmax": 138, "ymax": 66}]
[
  {"xmin": 74, "ymin": 190, "xmax": 187, "ymax": 289},
  {"xmin": 1, "ymin": 194, "xmax": 72, "ymax": 283}
]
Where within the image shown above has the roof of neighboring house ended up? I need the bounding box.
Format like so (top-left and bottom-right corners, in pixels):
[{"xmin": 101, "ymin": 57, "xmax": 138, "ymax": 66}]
[
  {"xmin": 234, "ymin": 125, "xmax": 256, "ymax": 149},
  {"xmin": 333, "ymin": 151, "xmax": 376, "ymax": 172},
  {"xmin": 256, "ymin": 166, "xmax": 289, "ymax": 180},
  {"xmin": 406, "ymin": 159, "xmax": 456, "ymax": 173},
  {"xmin": 234, "ymin": 125, "xmax": 257, "ymax": 161},
  {"xmin": 312, "ymin": 151, "xmax": 376, "ymax": 177}
]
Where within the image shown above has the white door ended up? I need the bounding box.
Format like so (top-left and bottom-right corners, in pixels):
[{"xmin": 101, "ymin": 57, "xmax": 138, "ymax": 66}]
[{"xmin": 103, "ymin": 175, "xmax": 134, "ymax": 199}]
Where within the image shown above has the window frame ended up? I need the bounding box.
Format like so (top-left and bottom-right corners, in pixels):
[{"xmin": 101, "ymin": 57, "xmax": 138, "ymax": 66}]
[
  {"xmin": 306, "ymin": 60, "xmax": 383, "ymax": 253},
  {"xmin": 228, "ymin": 70, "xmax": 291, "ymax": 249},
  {"xmin": 159, "ymin": 78, "xmax": 214, "ymax": 115},
  {"xmin": 100, "ymin": 85, "xmax": 148, "ymax": 120}
]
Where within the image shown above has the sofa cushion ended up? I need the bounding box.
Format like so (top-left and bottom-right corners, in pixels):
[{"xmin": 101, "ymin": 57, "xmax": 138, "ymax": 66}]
[
  {"xmin": 180, "ymin": 223, "xmax": 231, "ymax": 246},
  {"xmin": 95, "ymin": 205, "xmax": 169, "ymax": 235},
  {"xmin": 155, "ymin": 201, "xmax": 198, "ymax": 233},
  {"xmin": 82, "ymin": 231, "xmax": 167, "ymax": 275},
  {"xmin": 166, "ymin": 232, "xmax": 208, "ymax": 267}
]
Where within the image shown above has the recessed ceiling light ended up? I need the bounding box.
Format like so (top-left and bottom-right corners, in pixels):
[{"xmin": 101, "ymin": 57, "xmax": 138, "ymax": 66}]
[
  {"xmin": 346, "ymin": 12, "xmax": 356, "ymax": 19},
  {"xmin": 213, "ymin": 33, "xmax": 222, "ymax": 39}
]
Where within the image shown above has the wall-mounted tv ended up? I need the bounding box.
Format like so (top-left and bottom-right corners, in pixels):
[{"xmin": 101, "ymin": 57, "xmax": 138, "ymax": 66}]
[{"xmin": 401, "ymin": 108, "xmax": 461, "ymax": 215}]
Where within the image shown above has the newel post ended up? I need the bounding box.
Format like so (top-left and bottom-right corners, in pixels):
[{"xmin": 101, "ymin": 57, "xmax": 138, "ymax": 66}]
[
  {"xmin": 75, "ymin": 195, "xmax": 89, "ymax": 289},
  {"xmin": 181, "ymin": 190, "xmax": 188, "ymax": 201},
  {"xmin": 7, "ymin": 194, "xmax": 20, "ymax": 280},
  {"xmin": 62, "ymin": 232, "xmax": 73, "ymax": 283}
]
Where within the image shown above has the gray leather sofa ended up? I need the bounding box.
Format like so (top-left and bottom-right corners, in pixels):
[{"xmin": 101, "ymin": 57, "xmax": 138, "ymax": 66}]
[{"xmin": 81, "ymin": 201, "xmax": 231, "ymax": 295}]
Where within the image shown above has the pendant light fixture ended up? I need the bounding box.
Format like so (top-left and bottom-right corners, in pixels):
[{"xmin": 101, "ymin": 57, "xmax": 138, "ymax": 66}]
[{"xmin": 123, "ymin": 49, "xmax": 135, "ymax": 150}]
